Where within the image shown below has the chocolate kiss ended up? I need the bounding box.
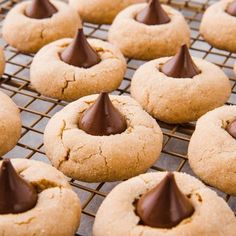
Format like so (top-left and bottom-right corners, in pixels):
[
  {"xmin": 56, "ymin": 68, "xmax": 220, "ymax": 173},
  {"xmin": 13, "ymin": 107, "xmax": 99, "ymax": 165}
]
[
  {"xmin": 161, "ymin": 44, "xmax": 201, "ymax": 78},
  {"xmin": 226, "ymin": 0, "xmax": 236, "ymax": 17},
  {"xmin": 61, "ymin": 28, "xmax": 101, "ymax": 68},
  {"xmin": 136, "ymin": 0, "xmax": 170, "ymax": 25},
  {"xmin": 136, "ymin": 172, "xmax": 194, "ymax": 228},
  {"xmin": 25, "ymin": 0, "xmax": 58, "ymax": 19},
  {"xmin": 0, "ymin": 159, "xmax": 38, "ymax": 214},
  {"xmin": 79, "ymin": 93, "xmax": 127, "ymax": 136},
  {"xmin": 226, "ymin": 119, "xmax": 236, "ymax": 138}
]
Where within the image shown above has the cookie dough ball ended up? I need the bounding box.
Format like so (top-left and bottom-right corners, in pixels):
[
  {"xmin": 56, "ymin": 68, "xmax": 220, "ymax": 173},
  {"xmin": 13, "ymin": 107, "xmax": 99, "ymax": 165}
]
[
  {"xmin": 44, "ymin": 94, "xmax": 163, "ymax": 182},
  {"xmin": 0, "ymin": 91, "xmax": 21, "ymax": 156},
  {"xmin": 108, "ymin": 2, "xmax": 190, "ymax": 60},
  {"xmin": 131, "ymin": 45, "xmax": 231, "ymax": 123},
  {"xmin": 0, "ymin": 158, "xmax": 81, "ymax": 236},
  {"xmin": 93, "ymin": 172, "xmax": 236, "ymax": 236},
  {"xmin": 69, "ymin": 0, "xmax": 145, "ymax": 24},
  {"xmin": 30, "ymin": 29, "xmax": 126, "ymax": 101},
  {"xmin": 188, "ymin": 105, "xmax": 236, "ymax": 195},
  {"xmin": 200, "ymin": 0, "xmax": 236, "ymax": 52},
  {"xmin": 0, "ymin": 47, "xmax": 5, "ymax": 77},
  {"xmin": 2, "ymin": 0, "xmax": 81, "ymax": 53}
]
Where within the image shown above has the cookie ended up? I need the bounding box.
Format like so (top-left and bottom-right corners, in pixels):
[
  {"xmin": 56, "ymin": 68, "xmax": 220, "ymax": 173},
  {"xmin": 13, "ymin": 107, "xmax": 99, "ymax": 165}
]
[
  {"xmin": 44, "ymin": 93, "xmax": 163, "ymax": 182},
  {"xmin": 30, "ymin": 29, "xmax": 126, "ymax": 101},
  {"xmin": 0, "ymin": 158, "xmax": 81, "ymax": 236},
  {"xmin": 93, "ymin": 171, "xmax": 236, "ymax": 236},
  {"xmin": 0, "ymin": 91, "xmax": 21, "ymax": 156},
  {"xmin": 131, "ymin": 45, "xmax": 231, "ymax": 123},
  {"xmin": 108, "ymin": 1, "xmax": 190, "ymax": 60},
  {"xmin": 188, "ymin": 105, "xmax": 236, "ymax": 195},
  {"xmin": 0, "ymin": 47, "xmax": 5, "ymax": 77},
  {"xmin": 200, "ymin": 0, "xmax": 236, "ymax": 52},
  {"xmin": 2, "ymin": 0, "xmax": 81, "ymax": 53},
  {"xmin": 69, "ymin": 0, "xmax": 144, "ymax": 24}
]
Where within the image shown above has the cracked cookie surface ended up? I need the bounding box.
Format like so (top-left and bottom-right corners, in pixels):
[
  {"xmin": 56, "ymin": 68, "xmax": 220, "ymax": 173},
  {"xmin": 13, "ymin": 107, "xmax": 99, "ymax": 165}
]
[
  {"xmin": 93, "ymin": 171, "xmax": 236, "ymax": 236},
  {"xmin": 188, "ymin": 105, "xmax": 236, "ymax": 195},
  {"xmin": 108, "ymin": 3, "xmax": 190, "ymax": 60},
  {"xmin": 200, "ymin": 0, "xmax": 236, "ymax": 52},
  {"xmin": 0, "ymin": 158, "xmax": 81, "ymax": 236},
  {"xmin": 2, "ymin": 0, "xmax": 81, "ymax": 53},
  {"xmin": 131, "ymin": 57, "xmax": 231, "ymax": 124},
  {"xmin": 69, "ymin": 0, "xmax": 145, "ymax": 24},
  {"xmin": 0, "ymin": 91, "xmax": 21, "ymax": 156},
  {"xmin": 30, "ymin": 38, "xmax": 126, "ymax": 101},
  {"xmin": 44, "ymin": 94, "xmax": 163, "ymax": 182}
]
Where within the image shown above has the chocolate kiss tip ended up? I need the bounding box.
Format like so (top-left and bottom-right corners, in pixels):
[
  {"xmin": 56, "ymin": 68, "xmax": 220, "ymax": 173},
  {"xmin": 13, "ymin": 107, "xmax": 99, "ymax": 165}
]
[
  {"xmin": 0, "ymin": 159, "xmax": 38, "ymax": 214},
  {"xmin": 25, "ymin": 0, "xmax": 58, "ymax": 19},
  {"xmin": 79, "ymin": 92, "xmax": 127, "ymax": 136},
  {"xmin": 226, "ymin": 119, "xmax": 236, "ymax": 139},
  {"xmin": 136, "ymin": 172, "xmax": 194, "ymax": 228},
  {"xmin": 136, "ymin": 0, "xmax": 170, "ymax": 25},
  {"xmin": 61, "ymin": 28, "xmax": 101, "ymax": 68},
  {"xmin": 226, "ymin": 0, "xmax": 236, "ymax": 16},
  {"xmin": 161, "ymin": 44, "xmax": 201, "ymax": 78}
]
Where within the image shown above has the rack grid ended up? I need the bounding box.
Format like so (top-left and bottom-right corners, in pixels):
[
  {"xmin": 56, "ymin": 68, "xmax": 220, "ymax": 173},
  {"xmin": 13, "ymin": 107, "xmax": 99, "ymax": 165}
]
[{"xmin": 0, "ymin": 0, "xmax": 235, "ymax": 235}]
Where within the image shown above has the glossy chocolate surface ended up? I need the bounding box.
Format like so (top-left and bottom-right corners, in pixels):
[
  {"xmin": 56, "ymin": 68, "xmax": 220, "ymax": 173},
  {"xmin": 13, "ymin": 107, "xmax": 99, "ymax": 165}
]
[
  {"xmin": 136, "ymin": 172, "xmax": 194, "ymax": 228},
  {"xmin": 25, "ymin": 0, "xmax": 57, "ymax": 19},
  {"xmin": 79, "ymin": 93, "xmax": 127, "ymax": 136},
  {"xmin": 0, "ymin": 159, "xmax": 38, "ymax": 214},
  {"xmin": 161, "ymin": 44, "xmax": 200, "ymax": 78},
  {"xmin": 226, "ymin": 119, "xmax": 236, "ymax": 138},
  {"xmin": 61, "ymin": 28, "xmax": 101, "ymax": 68},
  {"xmin": 136, "ymin": 0, "xmax": 170, "ymax": 25},
  {"xmin": 226, "ymin": 1, "xmax": 236, "ymax": 17}
]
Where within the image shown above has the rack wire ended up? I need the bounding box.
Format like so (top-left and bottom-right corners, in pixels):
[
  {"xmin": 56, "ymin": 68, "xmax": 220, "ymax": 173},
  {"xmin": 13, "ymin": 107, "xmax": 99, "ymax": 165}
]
[{"xmin": 0, "ymin": 0, "xmax": 235, "ymax": 235}]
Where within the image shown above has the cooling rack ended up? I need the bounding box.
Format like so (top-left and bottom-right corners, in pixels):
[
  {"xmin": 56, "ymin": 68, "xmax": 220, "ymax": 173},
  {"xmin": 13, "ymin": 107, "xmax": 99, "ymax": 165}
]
[{"xmin": 0, "ymin": 0, "xmax": 235, "ymax": 235}]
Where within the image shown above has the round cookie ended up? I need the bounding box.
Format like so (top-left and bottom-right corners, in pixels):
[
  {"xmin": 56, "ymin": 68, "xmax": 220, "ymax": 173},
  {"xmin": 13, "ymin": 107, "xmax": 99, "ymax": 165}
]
[
  {"xmin": 130, "ymin": 46, "xmax": 231, "ymax": 123},
  {"xmin": 108, "ymin": 2, "xmax": 190, "ymax": 60},
  {"xmin": 0, "ymin": 91, "xmax": 21, "ymax": 156},
  {"xmin": 188, "ymin": 105, "xmax": 236, "ymax": 195},
  {"xmin": 93, "ymin": 171, "xmax": 236, "ymax": 236},
  {"xmin": 0, "ymin": 47, "xmax": 5, "ymax": 77},
  {"xmin": 30, "ymin": 30, "xmax": 126, "ymax": 101},
  {"xmin": 200, "ymin": 0, "xmax": 236, "ymax": 52},
  {"xmin": 69, "ymin": 0, "xmax": 145, "ymax": 24},
  {"xmin": 44, "ymin": 94, "xmax": 163, "ymax": 182},
  {"xmin": 2, "ymin": 0, "xmax": 81, "ymax": 53},
  {"xmin": 0, "ymin": 158, "xmax": 81, "ymax": 236}
]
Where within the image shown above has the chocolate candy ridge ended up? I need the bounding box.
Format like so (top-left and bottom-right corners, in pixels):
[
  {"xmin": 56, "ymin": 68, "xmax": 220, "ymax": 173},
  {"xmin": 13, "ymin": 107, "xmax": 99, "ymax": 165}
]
[
  {"xmin": 136, "ymin": 172, "xmax": 194, "ymax": 228},
  {"xmin": 61, "ymin": 28, "xmax": 101, "ymax": 68},
  {"xmin": 226, "ymin": 119, "xmax": 236, "ymax": 139},
  {"xmin": 226, "ymin": 0, "xmax": 236, "ymax": 17},
  {"xmin": 161, "ymin": 44, "xmax": 201, "ymax": 78},
  {"xmin": 0, "ymin": 159, "xmax": 38, "ymax": 214},
  {"xmin": 79, "ymin": 93, "xmax": 127, "ymax": 136},
  {"xmin": 25, "ymin": 0, "xmax": 58, "ymax": 19},
  {"xmin": 136, "ymin": 0, "xmax": 170, "ymax": 25}
]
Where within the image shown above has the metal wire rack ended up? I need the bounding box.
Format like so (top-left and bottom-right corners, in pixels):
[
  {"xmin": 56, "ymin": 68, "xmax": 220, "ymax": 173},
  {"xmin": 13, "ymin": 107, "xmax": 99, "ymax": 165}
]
[{"xmin": 0, "ymin": 0, "xmax": 235, "ymax": 235}]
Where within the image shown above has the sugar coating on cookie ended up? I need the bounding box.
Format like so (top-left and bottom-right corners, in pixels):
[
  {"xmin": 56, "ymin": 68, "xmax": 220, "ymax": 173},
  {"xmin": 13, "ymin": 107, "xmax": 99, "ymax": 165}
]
[
  {"xmin": 188, "ymin": 105, "xmax": 236, "ymax": 195},
  {"xmin": 69, "ymin": 0, "xmax": 145, "ymax": 24},
  {"xmin": 30, "ymin": 38, "xmax": 126, "ymax": 101},
  {"xmin": 108, "ymin": 3, "xmax": 190, "ymax": 60},
  {"xmin": 131, "ymin": 57, "xmax": 231, "ymax": 123},
  {"xmin": 44, "ymin": 94, "xmax": 163, "ymax": 182},
  {"xmin": 93, "ymin": 172, "xmax": 236, "ymax": 236},
  {"xmin": 200, "ymin": 0, "xmax": 236, "ymax": 52},
  {"xmin": 2, "ymin": 0, "xmax": 81, "ymax": 53},
  {"xmin": 0, "ymin": 91, "xmax": 21, "ymax": 156},
  {"xmin": 0, "ymin": 159, "xmax": 81, "ymax": 236}
]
